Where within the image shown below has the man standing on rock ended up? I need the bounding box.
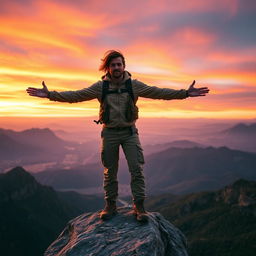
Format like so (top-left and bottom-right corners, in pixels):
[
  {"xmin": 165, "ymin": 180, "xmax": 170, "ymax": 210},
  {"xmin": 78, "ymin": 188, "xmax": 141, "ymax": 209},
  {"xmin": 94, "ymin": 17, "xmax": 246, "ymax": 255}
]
[{"xmin": 26, "ymin": 50, "xmax": 209, "ymax": 222}]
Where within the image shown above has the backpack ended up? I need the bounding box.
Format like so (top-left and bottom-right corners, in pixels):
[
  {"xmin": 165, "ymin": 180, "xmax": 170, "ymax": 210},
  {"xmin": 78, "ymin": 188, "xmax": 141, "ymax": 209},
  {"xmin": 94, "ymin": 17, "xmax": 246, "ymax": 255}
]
[{"xmin": 94, "ymin": 78, "xmax": 138, "ymax": 124}]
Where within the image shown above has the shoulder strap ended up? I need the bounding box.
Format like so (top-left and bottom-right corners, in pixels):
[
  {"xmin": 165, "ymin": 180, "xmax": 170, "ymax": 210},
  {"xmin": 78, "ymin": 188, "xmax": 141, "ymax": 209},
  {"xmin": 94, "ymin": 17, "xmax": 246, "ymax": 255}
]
[
  {"xmin": 125, "ymin": 78, "xmax": 134, "ymax": 102},
  {"xmin": 101, "ymin": 80, "xmax": 109, "ymax": 102}
]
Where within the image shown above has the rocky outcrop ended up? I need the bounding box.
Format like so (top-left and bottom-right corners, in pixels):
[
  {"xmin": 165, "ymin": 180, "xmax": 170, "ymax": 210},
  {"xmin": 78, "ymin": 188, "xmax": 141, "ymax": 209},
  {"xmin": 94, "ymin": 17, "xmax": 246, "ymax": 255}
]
[
  {"xmin": 216, "ymin": 179, "xmax": 256, "ymax": 207},
  {"xmin": 44, "ymin": 207, "xmax": 188, "ymax": 256}
]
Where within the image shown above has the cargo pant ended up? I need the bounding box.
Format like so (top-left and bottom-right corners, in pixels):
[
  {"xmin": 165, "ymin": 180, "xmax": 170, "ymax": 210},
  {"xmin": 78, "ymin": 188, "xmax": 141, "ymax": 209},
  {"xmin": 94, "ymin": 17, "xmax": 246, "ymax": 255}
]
[{"xmin": 100, "ymin": 126, "xmax": 146, "ymax": 203}]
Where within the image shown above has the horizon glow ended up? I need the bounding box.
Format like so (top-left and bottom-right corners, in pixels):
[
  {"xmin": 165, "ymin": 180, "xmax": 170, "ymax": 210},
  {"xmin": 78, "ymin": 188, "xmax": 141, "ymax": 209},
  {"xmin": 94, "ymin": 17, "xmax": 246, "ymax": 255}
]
[{"xmin": 1, "ymin": 0, "xmax": 256, "ymax": 122}]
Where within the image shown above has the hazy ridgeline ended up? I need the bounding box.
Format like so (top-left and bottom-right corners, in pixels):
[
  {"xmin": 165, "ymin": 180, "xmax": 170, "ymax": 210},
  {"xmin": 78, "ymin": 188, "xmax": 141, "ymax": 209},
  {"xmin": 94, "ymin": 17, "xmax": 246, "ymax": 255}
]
[{"xmin": 0, "ymin": 117, "xmax": 256, "ymax": 256}]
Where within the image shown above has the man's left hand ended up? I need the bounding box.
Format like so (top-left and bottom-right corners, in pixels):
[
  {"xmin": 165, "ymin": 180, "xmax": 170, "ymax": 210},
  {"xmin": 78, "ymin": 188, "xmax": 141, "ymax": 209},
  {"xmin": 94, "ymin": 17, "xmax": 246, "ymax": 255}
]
[{"xmin": 187, "ymin": 80, "xmax": 210, "ymax": 97}]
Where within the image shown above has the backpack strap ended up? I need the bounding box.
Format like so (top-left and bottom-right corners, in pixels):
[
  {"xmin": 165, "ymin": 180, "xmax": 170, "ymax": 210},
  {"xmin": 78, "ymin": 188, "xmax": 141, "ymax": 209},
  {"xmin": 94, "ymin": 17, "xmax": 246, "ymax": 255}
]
[
  {"xmin": 101, "ymin": 80, "xmax": 110, "ymax": 102},
  {"xmin": 125, "ymin": 78, "xmax": 134, "ymax": 102},
  {"xmin": 94, "ymin": 80, "xmax": 109, "ymax": 124}
]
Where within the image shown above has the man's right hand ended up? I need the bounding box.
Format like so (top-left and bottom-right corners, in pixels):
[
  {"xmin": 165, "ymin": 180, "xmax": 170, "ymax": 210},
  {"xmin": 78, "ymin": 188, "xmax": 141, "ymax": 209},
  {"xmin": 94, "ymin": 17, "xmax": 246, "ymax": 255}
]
[{"xmin": 26, "ymin": 81, "xmax": 49, "ymax": 98}]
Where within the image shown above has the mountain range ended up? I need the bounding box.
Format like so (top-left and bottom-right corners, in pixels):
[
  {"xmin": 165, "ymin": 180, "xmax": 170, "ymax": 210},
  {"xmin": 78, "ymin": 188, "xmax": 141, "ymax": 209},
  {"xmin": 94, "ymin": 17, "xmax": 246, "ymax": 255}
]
[
  {"xmin": 205, "ymin": 122, "xmax": 256, "ymax": 153},
  {"xmin": 0, "ymin": 166, "xmax": 104, "ymax": 256},
  {"xmin": 0, "ymin": 128, "xmax": 73, "ymax": 172},
  {"xmin": 1, "ymin": 166, "xmax": 255, "ymax": 256},
  {"xmin": 145, "ymin": 146, "xmax": 256, "ymax": 194},
  {"xmin": 0, "ymin": 128, "xmax": 72, "ymax": 149},
  {"xmin": 145, "ymin": 179, "xmax": 256, "ymax": 256},
  {"xmin": 2, "ymin": 121, "xmax": 255, "ymax": 173},
  {"xmin": 224, "ymin": 122, "xmax": 256, "ymax": 135},
  {"xmin": 1, "ymin": 122, "xmax": 256, "ymax": 197},
  {"xmin": 31, "ymin": 145, "xmax": 256, "ymax": 197}
]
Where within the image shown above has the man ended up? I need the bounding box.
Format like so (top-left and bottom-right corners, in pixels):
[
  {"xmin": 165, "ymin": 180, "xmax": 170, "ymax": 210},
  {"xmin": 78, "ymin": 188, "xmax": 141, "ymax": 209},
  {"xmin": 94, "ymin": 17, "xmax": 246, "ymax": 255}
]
[{"xmin": 26, "ymin": 50, "xmax": 209, "ymax": 222}]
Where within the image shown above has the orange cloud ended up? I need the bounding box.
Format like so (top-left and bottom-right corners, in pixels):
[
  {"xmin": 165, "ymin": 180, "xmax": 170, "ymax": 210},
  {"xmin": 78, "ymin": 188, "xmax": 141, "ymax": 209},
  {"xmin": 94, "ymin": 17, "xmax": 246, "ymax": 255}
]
[
  {"xmin": 0, "ymin": 0, "xmax": 255, "ymax": 120},
  {"xmin": 171, "ymin": 27, "xmax": 216, "ymax": 47}
]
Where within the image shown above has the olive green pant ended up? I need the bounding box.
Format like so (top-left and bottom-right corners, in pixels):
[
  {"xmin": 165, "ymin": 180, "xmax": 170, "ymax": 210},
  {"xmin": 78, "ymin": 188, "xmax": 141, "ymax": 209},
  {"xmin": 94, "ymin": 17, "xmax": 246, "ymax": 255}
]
[{"xmin": 100, "ymin": 126, "xmax": 146, "ymax": 203}]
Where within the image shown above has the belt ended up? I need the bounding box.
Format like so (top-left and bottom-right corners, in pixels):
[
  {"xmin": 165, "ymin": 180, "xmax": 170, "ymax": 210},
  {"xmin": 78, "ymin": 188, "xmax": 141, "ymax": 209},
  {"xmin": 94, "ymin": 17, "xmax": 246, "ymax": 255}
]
[
  {"xmin": 105, "ymin": 126, "xmax": 132, "ymax": 131},
  {"xmin": 103, "ymin": 125, "xmax": 137, "ymax": 135}
]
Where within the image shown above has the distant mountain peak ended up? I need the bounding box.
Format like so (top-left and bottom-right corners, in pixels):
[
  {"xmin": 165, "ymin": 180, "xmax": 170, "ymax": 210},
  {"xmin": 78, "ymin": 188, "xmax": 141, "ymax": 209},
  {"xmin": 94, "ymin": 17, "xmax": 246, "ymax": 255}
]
[
  {"xmin": 20, "ymin": 127, "xmax": 56, "ymax": 136},
  {"xmin": 7, "ymin": 165, "xmax": 30, "ymax": 174},
  {"xmin": 25, "ymin": 127, "xmax": 51, "ymax": 132},
  {"xmin": 0, "ymin": 166, "xmax": 41, "ymax": 201},
  {"xmin": 5, "ymin": 166, "xmax": 36, "ymax": 181},
  {"xmin": 225, "ymin": 122, "xmax": 256, "ymax": 134}
]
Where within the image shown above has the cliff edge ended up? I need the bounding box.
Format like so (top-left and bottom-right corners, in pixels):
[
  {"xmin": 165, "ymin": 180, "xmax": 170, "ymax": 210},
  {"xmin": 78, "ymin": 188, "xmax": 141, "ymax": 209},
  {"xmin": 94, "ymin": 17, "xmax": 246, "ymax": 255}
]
[{"xmin": 44, "ymin": 207, "xmax": 188, "ymax": 256}]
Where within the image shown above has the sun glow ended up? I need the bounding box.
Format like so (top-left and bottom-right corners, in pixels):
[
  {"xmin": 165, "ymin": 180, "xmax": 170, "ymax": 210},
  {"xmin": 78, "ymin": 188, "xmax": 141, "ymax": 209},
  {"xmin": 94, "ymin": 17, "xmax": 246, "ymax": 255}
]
[{"xmin": 0, "ymin": 0, "xmax": 255, "ymax": 121}]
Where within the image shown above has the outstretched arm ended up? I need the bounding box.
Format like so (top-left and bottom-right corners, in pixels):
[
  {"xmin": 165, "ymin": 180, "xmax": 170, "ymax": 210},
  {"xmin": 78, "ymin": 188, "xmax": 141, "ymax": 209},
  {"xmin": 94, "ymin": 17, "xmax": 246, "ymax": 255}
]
[
  {"xmin": 186, "ymin": 80, "xmax": 209, "ymax": 97},
  {"xmin": 26, "ymin": 81, "xmax": 101, "ymax": 103},
  {"xmin": 134, "ymin": 79, "xmax": 209, "ymax": 100}
]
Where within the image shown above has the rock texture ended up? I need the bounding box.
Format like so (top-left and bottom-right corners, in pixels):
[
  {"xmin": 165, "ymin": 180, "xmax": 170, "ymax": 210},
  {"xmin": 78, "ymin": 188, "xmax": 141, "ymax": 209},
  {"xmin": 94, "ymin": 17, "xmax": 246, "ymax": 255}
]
[{"xmin": 44, "ymin": 207, "xmax": 188, "ymax": 256}]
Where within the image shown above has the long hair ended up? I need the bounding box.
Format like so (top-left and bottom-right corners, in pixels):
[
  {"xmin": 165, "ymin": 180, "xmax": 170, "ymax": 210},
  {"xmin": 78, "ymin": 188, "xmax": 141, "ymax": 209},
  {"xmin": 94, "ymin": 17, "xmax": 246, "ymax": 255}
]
[{"xmin": 99, "ymin": 50, "xmax": 125, "ymax": 73}]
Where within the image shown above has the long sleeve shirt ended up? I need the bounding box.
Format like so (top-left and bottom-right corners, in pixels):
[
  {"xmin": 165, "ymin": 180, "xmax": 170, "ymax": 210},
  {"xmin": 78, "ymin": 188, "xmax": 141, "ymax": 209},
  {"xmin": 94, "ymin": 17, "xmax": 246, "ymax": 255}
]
[{"xmin": 48, "ymin": 71, "xmax": 188, "ymax": 127}]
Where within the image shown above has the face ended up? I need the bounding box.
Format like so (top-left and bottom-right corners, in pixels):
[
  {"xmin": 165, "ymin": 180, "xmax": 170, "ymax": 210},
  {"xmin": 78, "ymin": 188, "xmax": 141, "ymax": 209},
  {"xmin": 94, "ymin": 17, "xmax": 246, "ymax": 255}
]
[{"xmin": 108, "ymin": 57, "xmax": 125, "ymax": 79}]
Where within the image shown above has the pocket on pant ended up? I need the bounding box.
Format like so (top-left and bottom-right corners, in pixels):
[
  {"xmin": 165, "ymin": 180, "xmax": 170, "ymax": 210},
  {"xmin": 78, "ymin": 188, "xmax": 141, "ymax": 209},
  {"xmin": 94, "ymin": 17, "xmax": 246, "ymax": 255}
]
[{"xmin": 136, "ymin": 145, "xmax": 145, "ymax": 164}]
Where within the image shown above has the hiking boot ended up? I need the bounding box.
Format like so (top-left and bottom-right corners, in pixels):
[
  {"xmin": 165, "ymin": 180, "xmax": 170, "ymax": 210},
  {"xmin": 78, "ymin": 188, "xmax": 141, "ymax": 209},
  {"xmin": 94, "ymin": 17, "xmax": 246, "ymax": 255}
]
[
  {"xmin": 99, "ymin": 199, "xmax": 117, "ymax": 220},
  {"xmin": 133, "ymin": 199, "xmax": 148, "ymax": 222}
]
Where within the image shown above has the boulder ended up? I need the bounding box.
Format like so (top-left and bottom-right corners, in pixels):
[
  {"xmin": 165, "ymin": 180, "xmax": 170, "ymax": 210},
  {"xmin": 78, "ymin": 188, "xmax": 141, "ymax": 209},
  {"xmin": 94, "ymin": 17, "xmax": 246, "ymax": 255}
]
[{"xmin": 45, "ymin": 207, "xmax": 188, "ymax": 256}]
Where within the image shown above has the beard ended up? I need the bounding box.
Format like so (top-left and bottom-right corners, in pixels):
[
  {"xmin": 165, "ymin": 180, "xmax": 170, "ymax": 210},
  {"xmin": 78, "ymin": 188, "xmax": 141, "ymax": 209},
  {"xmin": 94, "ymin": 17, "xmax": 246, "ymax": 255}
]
[{"xmin": 112, "ymin": 70, "xmax": 123, "ymax": 78}]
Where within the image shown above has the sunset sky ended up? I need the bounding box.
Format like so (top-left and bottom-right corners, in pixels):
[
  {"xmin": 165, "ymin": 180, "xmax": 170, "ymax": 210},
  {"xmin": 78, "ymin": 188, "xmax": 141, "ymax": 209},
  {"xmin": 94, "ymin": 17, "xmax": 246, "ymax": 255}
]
[{"xmin": 1, "ymin": 0, "xmax": 256, "ymax": 121}]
